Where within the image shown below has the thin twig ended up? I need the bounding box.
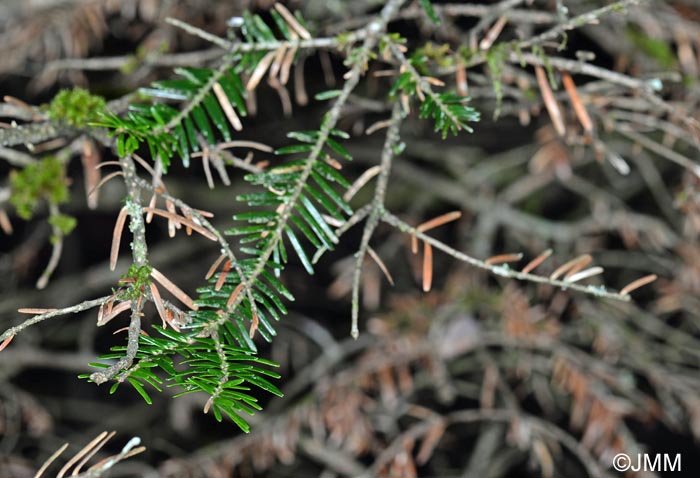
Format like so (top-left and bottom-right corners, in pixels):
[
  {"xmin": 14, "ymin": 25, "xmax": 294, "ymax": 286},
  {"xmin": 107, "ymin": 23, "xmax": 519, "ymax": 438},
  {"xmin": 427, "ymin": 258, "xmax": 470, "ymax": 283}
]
[
  {"xmin": 166, "ymin": 17, "xmax": 365, "ymax": 53},
  {"xmin": 616, "ymin": 126, "xmax": 700, "ymax": 178},
  {"xmin": 351, "ymin": 103, "xmax": 404, "ymax": 338},
  {"xmin": 43, "ymin": 48, "xmax": 223, "ymax": 72},
  {"xmin": 517, "ymin": 0, "xmax": 650, "ymax": 50},
  {"xmin": 89, "ymin": 155, "xmax": 149, "ymax": 384},
  {"xmin": 35, "ymin": 203, "xmax": 64, "ymax": 289},
  {"xmin": 379, "ymin": 210, "xmax": 630, "ymax": 301},
  {"xmin": 312, "ymin": 204, "xmax": 373, "ymax": 264},
  {"xmin": 1, "ymin": 296, "xmax": 111, "ymax": 343},
  {"xmin": 205, "ymin": 331, "xmax": 230, "ymax": 415},
  {"xmin": 326, "ymin": 3, "xmax": 557, "ymax": 35}
]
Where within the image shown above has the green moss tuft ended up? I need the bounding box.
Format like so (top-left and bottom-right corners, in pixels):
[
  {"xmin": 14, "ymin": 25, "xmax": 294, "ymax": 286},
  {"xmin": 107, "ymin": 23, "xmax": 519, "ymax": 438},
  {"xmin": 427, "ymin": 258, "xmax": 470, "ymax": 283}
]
[
  {"xmin": 120, "ymin": 264, "xmax": 153, "ymax": 299},
  {"xmin": 47, "ymin": 88, "xmax": 107, "ymax": 128},
  {"xmin": 49, "ymin": 213, "xmax": 77, "ymax": 237},
  {"xmin": 10, "ymin": 157, "xmax": 70, "ymax": 220},
  {"xmin": 486, "ymin": 43, "xmax": 509, "ymax": 120}
]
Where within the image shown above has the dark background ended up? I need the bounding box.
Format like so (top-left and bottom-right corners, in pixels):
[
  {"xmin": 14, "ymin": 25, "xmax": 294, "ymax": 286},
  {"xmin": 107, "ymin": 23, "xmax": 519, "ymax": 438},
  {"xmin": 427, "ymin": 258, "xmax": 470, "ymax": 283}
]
[{"xmin": 2, "ymin": 1, "xmax": 700, "ymax": 477}]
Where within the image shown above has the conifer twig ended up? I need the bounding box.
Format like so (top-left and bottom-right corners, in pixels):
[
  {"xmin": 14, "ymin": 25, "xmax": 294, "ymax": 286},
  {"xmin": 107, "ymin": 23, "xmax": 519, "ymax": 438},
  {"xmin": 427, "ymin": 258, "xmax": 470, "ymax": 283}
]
[
  {"xmin": 90, "ymin": 155, "xmax": 149, "ymax": 385},
  {"xmin": 165, "ymin": 17, "xmax": 365, "ymax": 53},
  {"xmin": 212, "ymin": 0, "xmax": 407, "ymax": 330},
  {"xmin": 131, "ymin": 176, "xmax": 260, "ymax": 334},
  {"xmin": 379, "ymin": 210, "xmax": 632, "ymax": 301},
  {"xmin": 35, "ymin": 203, "xmax": 64, "ymax": 289},
  {"xmin": 518, "ymin": 0, "xmax": 649, "ymax": 50},
  {"xmin": 351, "ymin": 102, "xmax": 403, "ymax": 338},
  {"xmin": 1, "ymin": 296, "xmax": 111, "ymax": 344}
]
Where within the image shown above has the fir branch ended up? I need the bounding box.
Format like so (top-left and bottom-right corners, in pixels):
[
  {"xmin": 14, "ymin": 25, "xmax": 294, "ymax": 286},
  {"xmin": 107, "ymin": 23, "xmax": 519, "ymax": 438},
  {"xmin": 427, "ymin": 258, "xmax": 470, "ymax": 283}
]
[
  {"xmin": 212, "ymin": 0, "xmax": 407, "ymax": 330},
  {"xmin": 156, "ymin": 58, "xmax": 236, "ymax": 135},
  {"xmin": 131, "ymin": 176, "xmax": 261, "ymax": 339},
  {"xmin": 389, "ymin": 41, "xmax": 480, "ymax": 137}
]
